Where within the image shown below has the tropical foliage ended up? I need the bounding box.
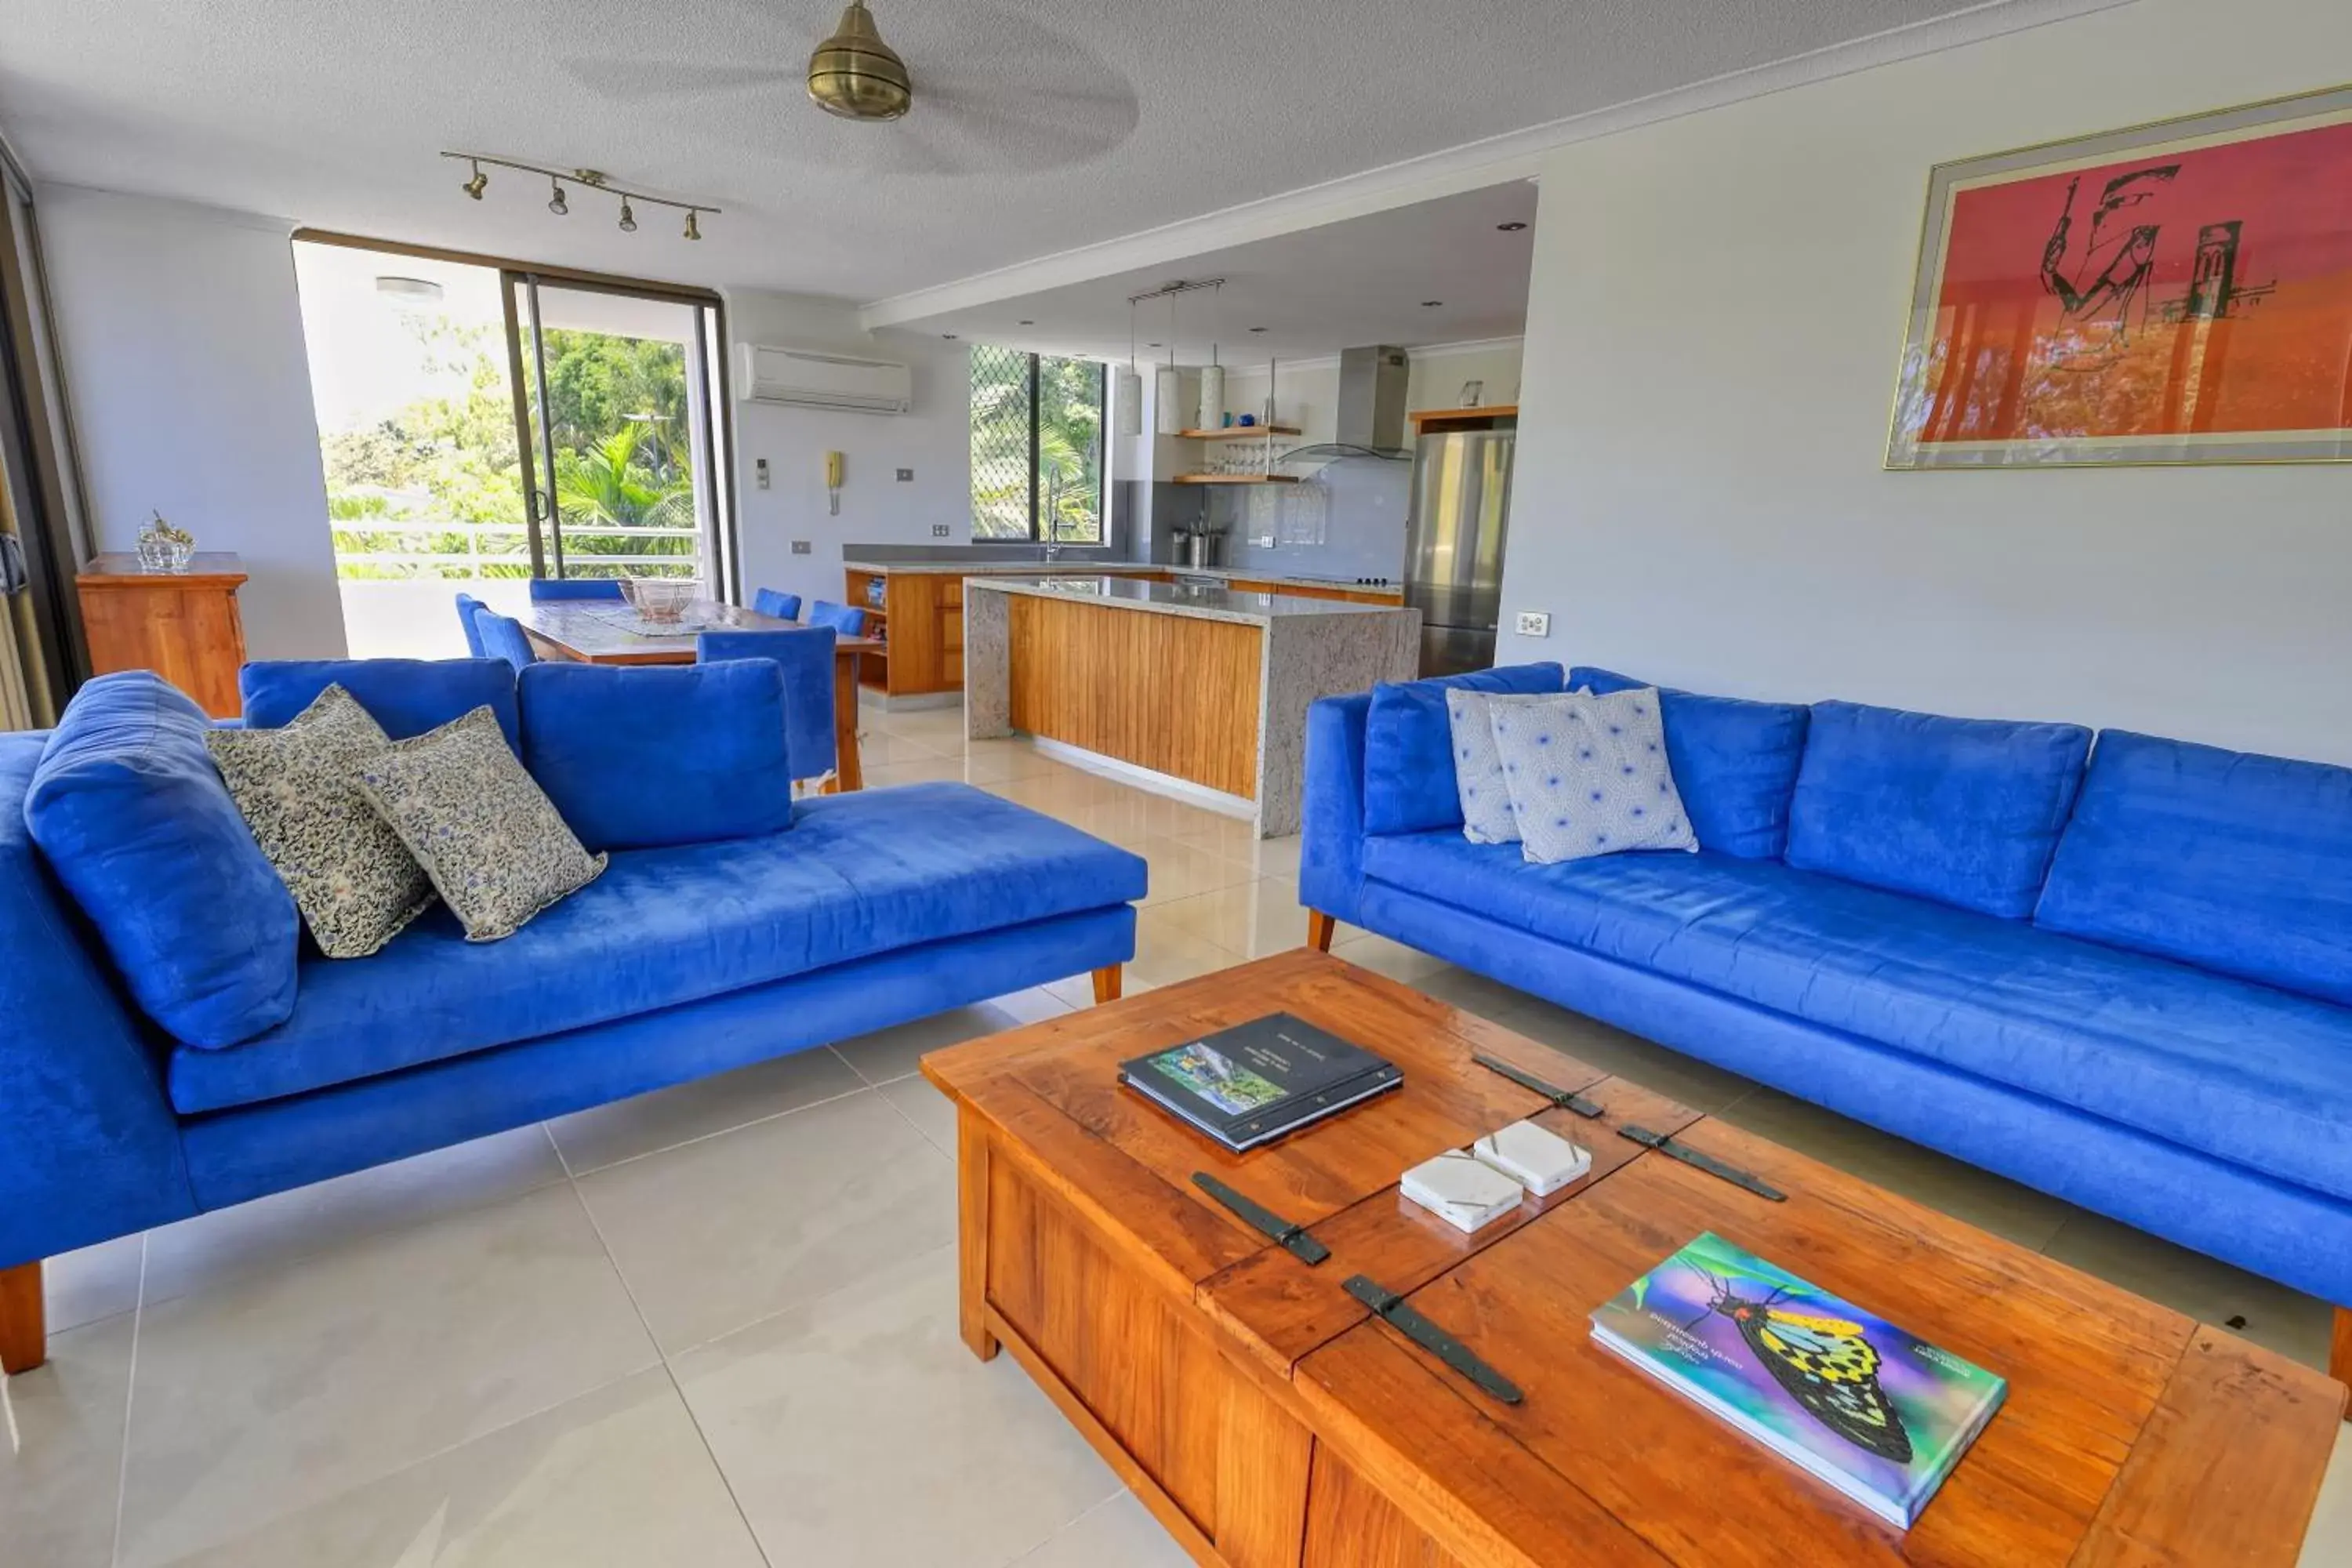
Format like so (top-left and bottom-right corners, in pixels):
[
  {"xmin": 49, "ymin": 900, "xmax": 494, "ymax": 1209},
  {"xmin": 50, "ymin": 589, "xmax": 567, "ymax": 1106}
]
[{"xmin": 971, "ymin": 346, "xmax": 1105, "ymax": 542}]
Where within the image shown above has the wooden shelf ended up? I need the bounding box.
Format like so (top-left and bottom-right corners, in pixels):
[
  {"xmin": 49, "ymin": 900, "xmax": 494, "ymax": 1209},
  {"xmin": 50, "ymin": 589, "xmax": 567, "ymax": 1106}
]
[
  {"xmin": 1171, "ymin": 473, "xmax": 1302, "ymax": 485},
  {"xmin": 1174, "ymin": 426, "xmax": 1301, "ymax": 440},
  {"xmin": 1409, "ymin": 404, "xmax": 1516, "ymax": 428}
]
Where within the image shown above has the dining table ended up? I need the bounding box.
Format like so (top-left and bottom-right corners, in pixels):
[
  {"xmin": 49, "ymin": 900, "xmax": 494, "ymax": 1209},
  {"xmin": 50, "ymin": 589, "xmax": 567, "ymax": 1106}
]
[{"xmin": 519, "ymin": 600, "xmax": 875, "ymax": 791}]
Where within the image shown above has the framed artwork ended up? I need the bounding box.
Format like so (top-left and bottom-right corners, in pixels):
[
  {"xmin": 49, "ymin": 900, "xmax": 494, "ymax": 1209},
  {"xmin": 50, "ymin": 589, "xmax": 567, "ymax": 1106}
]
[{"xmin": 1887, "ymin": 83, "xmax": 2352, "ymax": 468}]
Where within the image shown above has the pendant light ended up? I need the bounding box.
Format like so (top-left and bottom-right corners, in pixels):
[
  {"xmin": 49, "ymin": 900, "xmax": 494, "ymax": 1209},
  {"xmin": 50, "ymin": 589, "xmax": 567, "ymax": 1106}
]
[
  {"xmin": 1153, "ymin": 291, "xmax": 1184, "ymax": 437},
  {"xmin": 1116, "ymin": 297, "xmax": 1143, "ymax": 437},
  {"xmin": 1196, "ymin": 282, "xmax": 1225, "ymax": 436}
]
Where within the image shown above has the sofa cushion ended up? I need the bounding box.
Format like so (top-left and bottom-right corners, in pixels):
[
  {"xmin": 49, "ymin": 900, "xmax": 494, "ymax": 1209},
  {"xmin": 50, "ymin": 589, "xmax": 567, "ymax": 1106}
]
[
  {"xmin": 1361, "ymin": 832, "xmax": 2352, "ymax": 1202},
  {"xmin": 2035, "ymin": 731, "xmax": 2352, "ymax": 1007},
  {"xmin": 168, "ymin": 782, "xmax": 1149, "ymax": 1112},
  {"xmin": 520, "ymin": 662, "xmax": 794, "ymax": 851},
  {"xmin": 241, "ymin": 658, "xmax": 521, "ymax": 753},
  {"xmin": 24, "ymin": 671, "xmax": 299, "ymax": 1047},
  {"xmin": 1363, "ymin": 663, "xmax": 1564, "ymax": 836},
  {"xmin": 1785, "ymin": 701, "xmax": 2090, "ymax": 918},
  {"xmin": 1570, "ymin": 667, "xmax": 1809, "ymax": 860}
]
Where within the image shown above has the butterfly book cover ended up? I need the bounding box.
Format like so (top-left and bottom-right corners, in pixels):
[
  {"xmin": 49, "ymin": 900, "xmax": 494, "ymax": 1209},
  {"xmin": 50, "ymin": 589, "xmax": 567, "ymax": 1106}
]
[{"xmin": 1588, "ymin": 1231, "xmax": 2006, "ymax": 1529}]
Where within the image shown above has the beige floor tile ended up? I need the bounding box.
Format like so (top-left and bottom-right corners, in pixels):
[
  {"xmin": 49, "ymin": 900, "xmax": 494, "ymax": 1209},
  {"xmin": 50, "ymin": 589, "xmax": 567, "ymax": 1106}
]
[
  {"xmin": 142, "ymin": 1123, "xmax": 569, "ymax": 1308},
  {"xmin": 957, "ymin": 740, "xmax": 1063, "ymax": 784},
  {"xmin": 1327, "ymin": 927, "xmax": 1453, "ymax": 983},
  {"xmin": 1497, "ymin": 1000, "xmax": 1759, "ymax": 1112},
  {"xmin": 1715, "ymin": 1089, "xmax": 2074, "ymax": 1250},
  {"xmin": 880, "ymin": 1071, "xmax": 959, "ymax": 1156},
  {"xmin": 2040, "ymin": 1210, "xmax": 2336, "ymax": 1369},
  {"xmin": 1174, "ymin": 824, "xmax": 1304, "ymax": 878},
  {"xmin": 675, "ymin": 1246, "xmax": 1120, "ymax": 1568},
  {"xmin": 854, "ymin": 728, "xmax": 954, "ymax": 768},
  {"xmin": 987, "ymin": 768, "xmax": 1125, "ymax": 816},
  {"xmin": 865, "ymin": 754, "xmax": 979, "ymax": 788},
  {"xmin": 1046, "ymin": 910, "xmax": 1241, "ymax": 1008},
  {"xmin": 116, "ymin": 1185, "xmax": 658, "ymax": 1568},
  {"xmin": 2303, "ymin": 1432, "xmax": 2352, "ymax": 1568},
  {"xmin": 574, "ymin": 1089, "xmax": 954, "ymax": 1355},
  {"xmin": 0, "ymin": 1312, "xmax": 134, "ymax": 1568},
  {"xmin": 1154, "ymin": 877, "xmax": 1316, "ymax": 960},
  {"xmin": 548, "ymin": 1045, "xmax": 868, "ymax": 1174},
  {"xmin": 829, "ymin": 989, "xmax": 1073, "ymax": 1087},
  {"xmin": 1015, "ymin": 1491, "xmax": 1192, "ymax": 1566},
  {"xmin": 1134, "ymin": 835, "xmax": 1261, "ymax": 906},
  {"xmin": 147, "ymin": 1368, "xmax": 764, "ymax": 1568},
  {"xmin": 45, "ymin": 1232, "xmax": 144, "ymax": 1332}
]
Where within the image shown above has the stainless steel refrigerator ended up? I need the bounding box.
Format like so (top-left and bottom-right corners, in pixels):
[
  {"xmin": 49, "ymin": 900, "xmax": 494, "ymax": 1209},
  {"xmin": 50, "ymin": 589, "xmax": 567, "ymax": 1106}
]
[{"xmin": 1404, "ymin": 430, "xmax": 1515, "ymax": 676}]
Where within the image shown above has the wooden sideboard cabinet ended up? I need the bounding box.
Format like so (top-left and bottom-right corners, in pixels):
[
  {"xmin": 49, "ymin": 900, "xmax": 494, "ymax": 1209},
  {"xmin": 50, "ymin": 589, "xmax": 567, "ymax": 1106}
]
[{"xmin": 76, "ymin": 551, "xmax": 249, "ymax": 718}]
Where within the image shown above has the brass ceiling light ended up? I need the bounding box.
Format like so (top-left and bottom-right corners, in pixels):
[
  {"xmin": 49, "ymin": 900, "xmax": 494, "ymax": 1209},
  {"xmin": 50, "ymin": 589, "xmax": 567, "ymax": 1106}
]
[
  {"xmin": 461, "ymin": 159, "xmax": 488, "ymax": 200},
  {"xmin": 808, "ymin": 2, "xmax": 912, "ymax": 122}
]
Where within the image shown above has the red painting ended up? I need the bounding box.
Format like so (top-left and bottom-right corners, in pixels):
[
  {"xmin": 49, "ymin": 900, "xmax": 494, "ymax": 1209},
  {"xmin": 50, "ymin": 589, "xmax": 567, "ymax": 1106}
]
[{"xmin": 1888, "ymin": 89, "xmax": 2352, "ymax": 467}]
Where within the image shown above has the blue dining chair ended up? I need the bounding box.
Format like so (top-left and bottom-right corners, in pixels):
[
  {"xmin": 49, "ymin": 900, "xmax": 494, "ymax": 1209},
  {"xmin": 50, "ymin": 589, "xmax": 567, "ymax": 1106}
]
[
  {"xmin": 699, "ymin": 627, "xmax": 837, "ymax": 784},
  {"xmin": 453, "ymin": 592, "xmax": 490, "ymax": 658},
  {"xmin": 528, "ymin": 577, "xmax": 626, "ymax": 601},
  {"xmin": 808, "ymin": 600, "xmax": 869, "ymax": 637},
  {"xmin": 753, "ymin": 587, "xmax": 803, "ymax": 622},
  {"xmin": 474, "ymin": 608, "xmax": 542, "ymax": 672}
]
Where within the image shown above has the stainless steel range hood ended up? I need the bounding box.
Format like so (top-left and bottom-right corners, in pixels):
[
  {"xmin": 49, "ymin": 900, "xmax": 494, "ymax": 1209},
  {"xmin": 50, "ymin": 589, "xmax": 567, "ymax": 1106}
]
[{"xmin": 1334, "ymin": 346, "xmax": 1409, "ymax": 453}]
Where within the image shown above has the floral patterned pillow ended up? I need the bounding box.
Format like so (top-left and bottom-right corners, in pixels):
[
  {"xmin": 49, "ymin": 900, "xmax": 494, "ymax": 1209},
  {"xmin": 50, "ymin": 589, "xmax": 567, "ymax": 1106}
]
[
  {"xmin": 206, "ymin": 684, "xmax": 437, "ymax": 959},
  {"xmin": 354, "ymin": 705, "xmax": 606, "ymax": 942}
]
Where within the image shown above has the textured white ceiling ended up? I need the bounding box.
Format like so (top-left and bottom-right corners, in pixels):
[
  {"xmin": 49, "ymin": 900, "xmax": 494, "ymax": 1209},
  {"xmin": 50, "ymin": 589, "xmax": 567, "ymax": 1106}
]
[
  {"xmin": 0, "ymin": 0, "xmax": 2037, "ymax": 305},
  {"xmin": 912, "ymin": 182, "xmax": 1541, "ymax": 364}
]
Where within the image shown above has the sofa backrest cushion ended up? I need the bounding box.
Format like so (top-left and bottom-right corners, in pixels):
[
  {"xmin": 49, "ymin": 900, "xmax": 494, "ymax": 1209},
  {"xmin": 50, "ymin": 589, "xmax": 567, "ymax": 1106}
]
[
  {"xmin": 519, "ymin": 661, "xmax": 793, "ymax": 851},
  {"xmin": 24, "ymin": 670, "xmax": 299, "ymax": 1048},
  {"xmin": 1785, "ymin": 700, "xmax": 2091, "ymax": 919},
  {"xmin": 1570, "ymin": 667, "xmax": 1810, "ymax": 859},
  {"xmin": 2034, "ymin": 731, "xmax": 2352, "ymax": 1005},
  {"xmin": 1363, "ymin": 663, "xmax": 1565, "ymax": 836},
  {"xmin": 243, "ymin": 658, "xmax": 521, "ymax": 753}
]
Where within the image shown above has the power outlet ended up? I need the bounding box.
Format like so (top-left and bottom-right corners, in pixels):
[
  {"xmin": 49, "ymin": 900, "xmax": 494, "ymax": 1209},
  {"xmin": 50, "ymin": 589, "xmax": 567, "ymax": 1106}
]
[
  {"xmin": 791, "ymin": 540, "xmax": 812, "ymax": 555},
  {"xmin": 1515, "ymin": 611, "xmax": 1551, "ymax": 637},
  {"xmin": 931, "ymin": 524, "xmax": 952, "ymax": 537},
  {"xmin": 897, "ymin": 468, "xmax": 915, "ymax": 482}
]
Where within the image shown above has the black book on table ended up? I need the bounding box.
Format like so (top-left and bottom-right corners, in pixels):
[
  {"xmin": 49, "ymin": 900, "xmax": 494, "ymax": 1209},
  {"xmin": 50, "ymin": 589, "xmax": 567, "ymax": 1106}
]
[{"xmin": 1118, "ymin": 1011, "xmax": 1402, "ymax": 1153}]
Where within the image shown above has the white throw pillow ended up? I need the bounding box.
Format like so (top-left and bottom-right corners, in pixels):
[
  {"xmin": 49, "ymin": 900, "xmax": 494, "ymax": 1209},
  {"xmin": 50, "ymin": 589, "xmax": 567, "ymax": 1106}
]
[
  {"xmin": 1444, "ymin": 688, "xmax": 1523, "ymax": 844},
  {"xmin": 1488, "ymin": 688, "xmax": 1697, "ymax": 864}
]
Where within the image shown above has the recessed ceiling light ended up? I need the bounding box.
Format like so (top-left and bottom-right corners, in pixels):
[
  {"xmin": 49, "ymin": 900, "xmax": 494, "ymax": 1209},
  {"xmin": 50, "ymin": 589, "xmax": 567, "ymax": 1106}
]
[
  {"xmin": 1147, "ymin": 342, "xmax": 1161, "ymax": 348},
  {"xmin": 375, "ymin": 276, "xmax": 444, "ymax": 303},
  {"xmin": 1248, "ymin": 326, "xmax": 1268, "ymax": 333},
  {"xmin": 942, "ymin": 332, "xmax": 958, "ymax": 340},
  {"xmin": 1421, "ymin": 299, "xmax": 1443, "ymax": 307},
  {"xmin": 1018, "ymin": 318, "xmax": 1034, "ymax": 325},
  {"xmin": 1497, "ymin": 221, "xmax": 1528, "ymax": 231}
]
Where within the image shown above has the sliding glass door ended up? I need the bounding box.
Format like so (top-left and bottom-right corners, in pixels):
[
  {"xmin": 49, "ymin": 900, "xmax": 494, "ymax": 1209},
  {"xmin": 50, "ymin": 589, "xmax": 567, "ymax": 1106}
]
[{"xmin": 294, "ymin": 238, "xmax": 733, "ymax": 658}]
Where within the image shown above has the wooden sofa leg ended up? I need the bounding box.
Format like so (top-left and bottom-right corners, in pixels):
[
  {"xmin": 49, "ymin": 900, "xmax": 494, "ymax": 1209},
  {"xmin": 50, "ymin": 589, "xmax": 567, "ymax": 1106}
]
[
  {"xmin": 2333, "ymin": 1305, "xmax": 2351, "ymax": 1414},
  {"xmin": 1307, "ymin": 910, "xmax": 1336, "ymax": 953},
  {"xmin": 0, "ymin": 1259, "xmax": 44, "ymax": 1376},
  {"xmin": 1091, "ymin": 964, "xmax": 1123, "ymax": 1005}
]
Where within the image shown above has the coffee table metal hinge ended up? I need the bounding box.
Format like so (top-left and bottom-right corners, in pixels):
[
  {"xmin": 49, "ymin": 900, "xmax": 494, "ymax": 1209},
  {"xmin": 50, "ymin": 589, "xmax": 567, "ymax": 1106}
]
[
  {"xmin": 1192, "ymin": 1172, "xmax": 1331, "ymax": 1265},
  {"xmin": 1617, "ymin": 1124, "xmax": 1787, "ymax": 1202},
  {"xmin": 1344, "ymin": 1274, "xmax": 1525, "ymax": 1405},
  {"xmin": 1472, "ymin": 1053, "xmax": 1605, "ymax": 1119}
]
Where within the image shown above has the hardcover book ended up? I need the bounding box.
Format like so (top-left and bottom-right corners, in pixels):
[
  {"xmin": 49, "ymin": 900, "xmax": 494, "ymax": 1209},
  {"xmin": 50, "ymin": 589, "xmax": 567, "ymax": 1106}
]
[
  {"xmin": 1589, "ymin": 1232, "xmax": 2006, "ymax": 1529},
  {"xmin": 1118, "ymin": 1012, "xmax": 1401, "ymax": 1152}
]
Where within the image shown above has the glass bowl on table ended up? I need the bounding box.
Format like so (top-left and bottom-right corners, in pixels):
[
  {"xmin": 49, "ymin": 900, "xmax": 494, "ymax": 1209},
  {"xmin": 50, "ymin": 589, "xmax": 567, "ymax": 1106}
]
[{"xmin": 620, "ymin": 577, "xmax": 702, "ymax": 624}]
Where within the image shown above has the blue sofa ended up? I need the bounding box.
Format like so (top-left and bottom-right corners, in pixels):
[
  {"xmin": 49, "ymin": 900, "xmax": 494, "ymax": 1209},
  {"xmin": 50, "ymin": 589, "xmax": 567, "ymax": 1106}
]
[
  {"xmin": 0, "ymin": 657, "xmax": 1145, "ymax": 1371},
  {"xmin": 1304, "ymin": 662, "xmax": 2352, "ymax": 1367}
]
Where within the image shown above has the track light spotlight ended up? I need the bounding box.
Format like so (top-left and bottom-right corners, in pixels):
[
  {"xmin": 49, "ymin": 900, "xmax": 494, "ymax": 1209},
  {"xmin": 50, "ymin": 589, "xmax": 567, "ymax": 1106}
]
[
  {"xmin": 441, "ymin": 153, "xmax": 717, "ymax": 241},
  {"xmin": 683, "ymin": 210, "xmax": 702, "ymax": 241},
  {"xmin": 462, "ymin": 160, "xmax": 488, "ymax": 200},
  {"xmin": 548, "ymin": 179, "xmax": 568, "ymax": 216},
  {"xmin": 618, "ymin": 200, "xmax": 637, "ymax": 234}
]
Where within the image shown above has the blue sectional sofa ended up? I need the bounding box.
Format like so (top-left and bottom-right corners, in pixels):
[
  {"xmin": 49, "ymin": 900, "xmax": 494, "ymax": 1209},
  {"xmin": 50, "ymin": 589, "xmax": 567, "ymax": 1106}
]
[
  {"xmin": 1303, "ymin": 662, "xmax": 2352, "ymax": 1364},
  {"xmin": 0, "ymin": 657, "xmax": 1145, "ymax": 1371}
]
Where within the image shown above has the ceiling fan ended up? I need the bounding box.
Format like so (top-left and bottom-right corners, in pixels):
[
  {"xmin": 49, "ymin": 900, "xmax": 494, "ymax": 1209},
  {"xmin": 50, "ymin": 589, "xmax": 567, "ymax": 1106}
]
[{"xmin": 558, "ymin": 2, "xmax": 1138, "ymax": 177}]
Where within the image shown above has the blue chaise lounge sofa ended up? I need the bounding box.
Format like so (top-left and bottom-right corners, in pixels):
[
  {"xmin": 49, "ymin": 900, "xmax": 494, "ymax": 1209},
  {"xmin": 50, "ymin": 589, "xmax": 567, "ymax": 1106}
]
[
  {"xmin": 0, "ymin": 656, "xmax": 1146, "ymax": 1372},
  {"xmin": 1301, "ymin": 661, "xmax": 2352, "ymax": 1386}
]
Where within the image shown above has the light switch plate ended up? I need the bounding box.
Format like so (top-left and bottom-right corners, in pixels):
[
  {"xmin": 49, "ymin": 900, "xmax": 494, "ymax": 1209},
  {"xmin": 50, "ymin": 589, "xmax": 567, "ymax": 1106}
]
[
  {"xmin": 931, "ymin": 524, "xmax": 952, "ymax": 537},
  {"xmin": 1515, "ymin": 611, "xmax": 1551, "ymax": 637},
  {"xmin": 791, "ymin": 539, "xmax": 812, "ymax": 555},
  {"xmin": 755, "ymin": 458, "xmax": 771, "ymax": 490},
  {"xmin": 897, "ymin": 468, "xmax": 915, "ymax": 482}
]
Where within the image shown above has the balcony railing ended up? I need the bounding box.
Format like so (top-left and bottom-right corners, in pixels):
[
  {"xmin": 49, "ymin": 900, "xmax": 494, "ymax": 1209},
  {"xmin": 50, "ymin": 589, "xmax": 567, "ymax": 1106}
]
[{"xmin": 328, "ymin": 517, "xmax": 699, "ymax": 579}]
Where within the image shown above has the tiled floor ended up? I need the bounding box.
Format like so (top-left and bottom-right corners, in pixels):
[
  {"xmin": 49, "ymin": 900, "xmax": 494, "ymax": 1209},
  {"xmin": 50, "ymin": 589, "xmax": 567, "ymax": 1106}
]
[{"xmin": 4, "ymin": 701, "xmax": 2346, "ymax": 1566}]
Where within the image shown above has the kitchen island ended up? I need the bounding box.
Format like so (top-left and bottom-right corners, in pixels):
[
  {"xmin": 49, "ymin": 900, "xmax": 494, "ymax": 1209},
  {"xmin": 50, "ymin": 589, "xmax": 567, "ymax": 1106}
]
[{"xmin": 965, "ymin": 576, "xmax": 1419, "ymax": 837}]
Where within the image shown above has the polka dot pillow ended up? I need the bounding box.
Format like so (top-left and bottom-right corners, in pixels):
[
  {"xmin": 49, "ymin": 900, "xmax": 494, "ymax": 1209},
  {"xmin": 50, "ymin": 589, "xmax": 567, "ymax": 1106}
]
[
  {"xmin": 1445, "ymin": 688, "xmax": 1547, "ymax": 844},
  {"xmin": 1486, "ymin": 688, "xmax": 1698, "ymax": 863}
]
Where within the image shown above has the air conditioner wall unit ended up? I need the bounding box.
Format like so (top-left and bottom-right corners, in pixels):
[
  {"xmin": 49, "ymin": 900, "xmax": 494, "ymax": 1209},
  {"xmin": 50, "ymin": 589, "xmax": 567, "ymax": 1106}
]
[{"xmin": 737, "ymin": 344, "xmax": 913, "ymax": 414}]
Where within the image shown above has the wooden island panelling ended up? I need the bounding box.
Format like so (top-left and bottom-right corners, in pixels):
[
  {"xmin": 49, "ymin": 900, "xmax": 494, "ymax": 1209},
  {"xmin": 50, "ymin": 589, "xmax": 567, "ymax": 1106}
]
[{"xmin": 1006, "ymin": 591, "xmax": 1263, "ymax": 798}]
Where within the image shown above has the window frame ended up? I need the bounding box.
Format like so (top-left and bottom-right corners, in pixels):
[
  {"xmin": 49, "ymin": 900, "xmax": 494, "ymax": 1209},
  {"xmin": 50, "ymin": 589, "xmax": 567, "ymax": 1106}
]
[{"xmin": 971, "ymin": 347, "xmax": 1105, "ymax": 545}]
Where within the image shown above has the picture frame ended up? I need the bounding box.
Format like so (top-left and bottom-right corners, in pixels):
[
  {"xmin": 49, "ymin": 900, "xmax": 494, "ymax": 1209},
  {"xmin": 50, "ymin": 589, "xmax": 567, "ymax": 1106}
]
[{"xmin": 1886, "ymin": 82, "xmax": 2352, "ymax": 469}]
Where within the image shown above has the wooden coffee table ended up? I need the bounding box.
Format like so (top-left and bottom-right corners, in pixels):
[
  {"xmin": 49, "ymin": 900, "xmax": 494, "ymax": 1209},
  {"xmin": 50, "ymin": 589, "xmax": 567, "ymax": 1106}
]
[{"xmin": 923, "ymin": 950, "xmax": 2346, "ymax": 1567}]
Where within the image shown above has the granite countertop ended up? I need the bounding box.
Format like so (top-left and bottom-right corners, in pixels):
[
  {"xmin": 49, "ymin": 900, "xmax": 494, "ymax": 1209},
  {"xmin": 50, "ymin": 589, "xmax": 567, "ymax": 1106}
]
[
  {"xmin": 841, "ymin": 560, "xmax": 1403, "ymax": 596},
  {"xmin": 962, "ymin": 575, "xmax": 1415, "ymax": 626}
]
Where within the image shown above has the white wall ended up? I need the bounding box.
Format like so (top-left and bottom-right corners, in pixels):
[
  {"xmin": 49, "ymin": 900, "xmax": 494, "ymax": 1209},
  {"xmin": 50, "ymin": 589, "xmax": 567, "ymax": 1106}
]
[
  {"xmin": 39, "ymin": 187, "xmax": 346, "ymax": 659},
  {"xmin": 1498, "ymin": 0, "xmax": 2352, "ymax": 765},
  {"xmin": 1222, "ymin": 339, "xmax": 1525, "ymax": 446},
  {"xmin": 725, "ymin": 289, "xmax": 971, "ymax": 609},
  {"xmin": 1404, "ymin": 340, "xmax": 1523, "ymax": 416}
]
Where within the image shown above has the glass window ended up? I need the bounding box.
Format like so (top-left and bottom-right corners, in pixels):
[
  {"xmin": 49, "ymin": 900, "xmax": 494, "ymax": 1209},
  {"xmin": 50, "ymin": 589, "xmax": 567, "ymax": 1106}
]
[{"xmin": 970, "ymin": 346, "xmax": 1103, "ymax": 543}]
